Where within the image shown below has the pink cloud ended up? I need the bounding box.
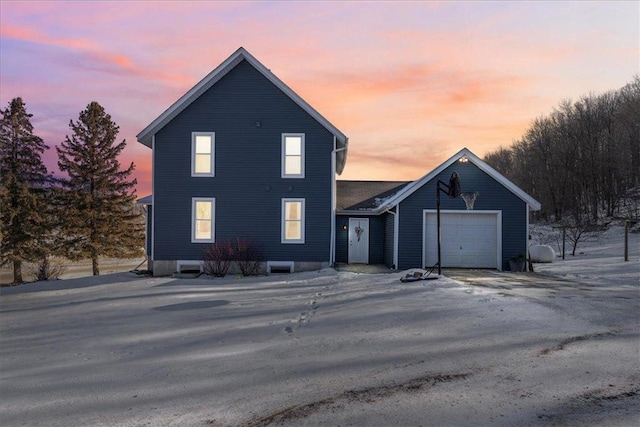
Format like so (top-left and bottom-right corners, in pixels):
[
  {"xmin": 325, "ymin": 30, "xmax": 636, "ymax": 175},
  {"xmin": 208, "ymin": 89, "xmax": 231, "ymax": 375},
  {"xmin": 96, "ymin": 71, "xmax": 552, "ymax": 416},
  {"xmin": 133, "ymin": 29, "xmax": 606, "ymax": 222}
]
[
  {"xmin": 0, "ymin": 23, "xmax": 91, "ymax": 50},
  {"xmin": 2, "ymin": 0, "xmax": 636, "ymax": 196},
  {"xmin": 1, "ymin": 23, "xmax": 191, "ymax": 87}
]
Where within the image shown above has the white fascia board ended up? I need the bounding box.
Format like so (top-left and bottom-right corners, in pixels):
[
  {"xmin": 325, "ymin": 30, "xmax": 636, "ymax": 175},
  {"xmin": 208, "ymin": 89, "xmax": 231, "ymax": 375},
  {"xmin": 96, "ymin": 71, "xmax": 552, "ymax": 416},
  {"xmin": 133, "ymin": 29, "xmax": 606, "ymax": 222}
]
[
  {"xmin": 137, "ymin": 49, "xmax": 245, "ymax": 147},
  {"xmin": 460, "ymin": 149, "xmax": 541, "ymax": 211},
  {"xmin": 136, "ymin": 47, "xmax": 348, "ymax": 153},
  {"xmin": 374, "ymin": 147, "xmax": 541, "ymax": 213},
  {"xmin": 136, "ymin": 195, "xmax": 153, "ymax": 205},
  {"xmin": 336, "ymin": 210, "xmax": 380, "ymax": 216},
  {"xmin": 373, "ymin": 152, "xmax": 461, "ymax": 213}
]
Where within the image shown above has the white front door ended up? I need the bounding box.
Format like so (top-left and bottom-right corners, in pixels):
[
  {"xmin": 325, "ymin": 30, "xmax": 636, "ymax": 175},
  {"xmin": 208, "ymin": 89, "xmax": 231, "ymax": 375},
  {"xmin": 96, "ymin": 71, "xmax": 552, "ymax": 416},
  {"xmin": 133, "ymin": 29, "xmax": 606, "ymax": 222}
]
[{"xmin": 348, "ymin": 218, "xmax": 369, "ymax": 264}]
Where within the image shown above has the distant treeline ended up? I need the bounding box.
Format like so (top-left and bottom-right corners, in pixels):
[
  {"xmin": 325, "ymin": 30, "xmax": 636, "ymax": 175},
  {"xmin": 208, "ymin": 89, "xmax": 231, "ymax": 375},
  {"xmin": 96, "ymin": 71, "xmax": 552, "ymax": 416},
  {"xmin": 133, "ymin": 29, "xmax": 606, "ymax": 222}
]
[{"xmin": 484, "ymin": 76, "xmax": 640, "ymax": 224}]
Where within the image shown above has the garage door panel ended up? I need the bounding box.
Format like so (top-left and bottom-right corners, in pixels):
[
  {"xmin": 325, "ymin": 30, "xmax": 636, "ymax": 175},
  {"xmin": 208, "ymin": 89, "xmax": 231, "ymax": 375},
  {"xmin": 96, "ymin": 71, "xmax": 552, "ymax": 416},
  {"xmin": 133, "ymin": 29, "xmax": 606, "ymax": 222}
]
[
  {"xmin": 443, "ymin": 241, "xmax": 460, "ymax": 250},
  {"xmin": 424, "ymin": 211, "xmax": 499, "ymax": 269}
]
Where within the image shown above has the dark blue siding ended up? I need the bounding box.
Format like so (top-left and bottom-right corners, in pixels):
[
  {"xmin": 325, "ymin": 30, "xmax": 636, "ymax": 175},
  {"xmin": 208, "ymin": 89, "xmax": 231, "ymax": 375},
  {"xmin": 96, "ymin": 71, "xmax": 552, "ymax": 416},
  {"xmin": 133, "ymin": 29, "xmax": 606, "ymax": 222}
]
[
  {"xmin": 397, "ymin": 162, "xmax": 527, "ymax": 270},
  {"xmin": 153, "ymin": 59, "xmax": 334, "ymax": 263},
  {"xmin": 335, "ymin": 216, "xmax": 349, "ymax": 264},
  {"xmin": 384, "ymin": 211, "xmax": 395, "ymax": 268},
  {"xmin": 335, "ymin": 215, "xmax": 385, "ymax": 264},
  {"xmin": 369, "ymin": 216, "xmax": 385, "ymax": 264}
]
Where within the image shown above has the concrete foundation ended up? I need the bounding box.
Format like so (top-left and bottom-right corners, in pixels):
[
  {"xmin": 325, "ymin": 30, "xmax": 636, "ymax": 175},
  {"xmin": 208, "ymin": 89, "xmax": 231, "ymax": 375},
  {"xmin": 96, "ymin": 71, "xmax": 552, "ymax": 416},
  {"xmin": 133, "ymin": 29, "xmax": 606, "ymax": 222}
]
[
  {"xmin": 150, "ymin": 260, "xmax": 177, "ymax": 277},
  {"xmin": 151, "ymin": 260, "xmax": 329, "ymax": 277}
]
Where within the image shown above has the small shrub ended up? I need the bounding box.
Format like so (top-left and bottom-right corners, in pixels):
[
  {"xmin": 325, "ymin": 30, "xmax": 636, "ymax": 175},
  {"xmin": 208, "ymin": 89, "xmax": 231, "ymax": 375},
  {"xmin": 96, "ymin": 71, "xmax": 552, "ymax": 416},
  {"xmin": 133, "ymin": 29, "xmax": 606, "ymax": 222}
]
[
  {"xmin": 561, "ymin": 221, "xmax": 605, "ymax": 256},
  {"xmin": 203, "ymin": 239, "xmax": 234, "ymax": 277},
  {"xmin": 29, "ymin": 256, "xmax": 67, "ymax": 281},
  {"xmin": 234, "ymin": 237, "xmax": 264, "ymax": 276}
]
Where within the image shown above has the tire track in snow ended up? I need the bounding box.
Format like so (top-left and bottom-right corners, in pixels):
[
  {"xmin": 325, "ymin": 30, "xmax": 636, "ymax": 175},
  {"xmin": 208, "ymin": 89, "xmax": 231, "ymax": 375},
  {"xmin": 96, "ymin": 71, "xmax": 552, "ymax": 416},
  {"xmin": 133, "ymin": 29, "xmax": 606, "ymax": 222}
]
[
  {"xmin": 238, "ymin": 372, "xmax": 472, "ymax": 427},
  {"xmin": 538, "ymin": 329, "xmax": 621, "ymax": 355}
]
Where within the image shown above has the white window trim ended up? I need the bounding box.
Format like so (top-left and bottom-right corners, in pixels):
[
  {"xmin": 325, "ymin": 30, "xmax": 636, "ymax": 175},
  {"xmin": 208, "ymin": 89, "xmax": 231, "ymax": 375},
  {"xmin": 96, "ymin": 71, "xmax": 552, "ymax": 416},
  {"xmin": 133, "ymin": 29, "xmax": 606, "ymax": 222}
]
[
  {"xmin": 191, "ymin": 197, "xmax": 215, "ymax": 243},
  {"xmin": 281, "ymin": 133, "xmax": 305, "ymax": 178},
  {"xmin": 191, "ymin": 132, "xmax": 215, "ymax": 177},
  {"xmin": 281, "ymin": 198, "xmax": 305, "ymax": 244}
]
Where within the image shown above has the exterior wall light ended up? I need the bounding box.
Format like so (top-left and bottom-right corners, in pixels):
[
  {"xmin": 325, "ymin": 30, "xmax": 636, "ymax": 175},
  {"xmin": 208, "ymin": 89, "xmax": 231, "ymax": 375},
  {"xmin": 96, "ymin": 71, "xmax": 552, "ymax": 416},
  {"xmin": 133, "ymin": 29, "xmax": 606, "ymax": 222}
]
[{"xmin": 458, "ymin": 155, "xmax": 469, "ymax": 163}]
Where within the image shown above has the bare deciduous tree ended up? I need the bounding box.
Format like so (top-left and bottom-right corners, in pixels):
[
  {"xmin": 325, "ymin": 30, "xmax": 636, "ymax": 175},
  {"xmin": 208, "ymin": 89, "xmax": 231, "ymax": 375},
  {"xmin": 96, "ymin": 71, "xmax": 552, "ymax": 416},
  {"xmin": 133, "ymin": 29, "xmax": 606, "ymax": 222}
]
[{"xmin": 484, "ymin": 75, "xmax": 640, "ymax": 224}]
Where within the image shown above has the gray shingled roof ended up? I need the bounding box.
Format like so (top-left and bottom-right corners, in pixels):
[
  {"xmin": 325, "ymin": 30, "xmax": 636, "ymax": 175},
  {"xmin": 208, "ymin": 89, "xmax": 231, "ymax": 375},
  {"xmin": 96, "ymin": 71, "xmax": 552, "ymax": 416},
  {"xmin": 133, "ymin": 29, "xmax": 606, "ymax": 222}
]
[{"xmin": 336, "ymin": 180, "xmax": 411, "ymax": 211}]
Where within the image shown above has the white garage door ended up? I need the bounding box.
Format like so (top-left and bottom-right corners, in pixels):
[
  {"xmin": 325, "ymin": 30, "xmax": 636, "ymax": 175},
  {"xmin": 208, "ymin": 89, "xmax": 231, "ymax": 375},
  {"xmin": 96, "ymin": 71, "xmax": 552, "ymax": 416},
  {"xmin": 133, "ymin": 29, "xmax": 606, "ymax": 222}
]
[{"xmin": 424, "ymin": 211, "xmax": 500, "ymax": 269}]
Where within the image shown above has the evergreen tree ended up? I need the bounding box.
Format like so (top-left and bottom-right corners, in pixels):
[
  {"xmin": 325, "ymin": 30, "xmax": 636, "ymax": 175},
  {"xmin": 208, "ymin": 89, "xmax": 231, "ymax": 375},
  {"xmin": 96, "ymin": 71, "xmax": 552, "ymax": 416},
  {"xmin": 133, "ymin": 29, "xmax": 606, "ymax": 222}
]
[
  {"xmin": 56, "ymin": 101, "xmax": 144, "ymax": 275},
  {"xmin": 0, "ymin": 97, "xmax": 50, "ymax": 283}
]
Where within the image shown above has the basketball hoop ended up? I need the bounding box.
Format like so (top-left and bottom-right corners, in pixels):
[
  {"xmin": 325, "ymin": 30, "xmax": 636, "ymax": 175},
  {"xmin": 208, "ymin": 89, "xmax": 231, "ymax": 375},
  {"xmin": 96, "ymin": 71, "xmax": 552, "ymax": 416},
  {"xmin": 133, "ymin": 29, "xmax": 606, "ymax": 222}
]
[{"xmin": 460, "ymin": 191, "xmax": 479, "ymax": 210}]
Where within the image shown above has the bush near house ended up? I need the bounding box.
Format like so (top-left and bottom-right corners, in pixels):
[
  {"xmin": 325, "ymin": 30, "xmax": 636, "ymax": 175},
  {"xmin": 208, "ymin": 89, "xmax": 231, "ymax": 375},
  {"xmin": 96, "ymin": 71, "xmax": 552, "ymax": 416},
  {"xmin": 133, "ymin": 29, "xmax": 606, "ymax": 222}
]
[
  {"xmin": 203, "ymin": 239, "xmax": 234, "ymax": 277},
  {"xmin": 203, "ymin": 237, "xmax": 265, "ymax": 277}
]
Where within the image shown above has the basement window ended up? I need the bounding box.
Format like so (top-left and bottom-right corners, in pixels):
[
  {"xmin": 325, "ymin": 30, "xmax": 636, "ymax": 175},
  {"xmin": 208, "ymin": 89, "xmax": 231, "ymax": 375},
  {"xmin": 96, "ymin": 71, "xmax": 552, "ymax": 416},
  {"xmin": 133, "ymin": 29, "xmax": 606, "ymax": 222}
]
[{"xmin": 267, "ymin": 261, "xmax": 294, "ymax": 274}]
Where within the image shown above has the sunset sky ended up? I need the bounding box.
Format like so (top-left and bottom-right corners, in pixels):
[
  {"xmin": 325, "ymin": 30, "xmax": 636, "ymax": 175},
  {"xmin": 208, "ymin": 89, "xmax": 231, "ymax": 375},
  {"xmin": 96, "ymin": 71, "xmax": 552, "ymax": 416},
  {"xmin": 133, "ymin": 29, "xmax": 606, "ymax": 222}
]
[{"xmin": 1, "ymin": 1, "xmax": 638, "ymax": 197}]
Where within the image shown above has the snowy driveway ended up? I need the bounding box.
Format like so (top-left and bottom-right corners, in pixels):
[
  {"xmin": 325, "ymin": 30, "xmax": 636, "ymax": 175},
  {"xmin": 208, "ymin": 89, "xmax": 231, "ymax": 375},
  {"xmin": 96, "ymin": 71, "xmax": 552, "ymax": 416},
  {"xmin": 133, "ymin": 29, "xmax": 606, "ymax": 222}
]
[{"xmin": 1, "ymin": 269, "xmax": 638, "ymax": 427}]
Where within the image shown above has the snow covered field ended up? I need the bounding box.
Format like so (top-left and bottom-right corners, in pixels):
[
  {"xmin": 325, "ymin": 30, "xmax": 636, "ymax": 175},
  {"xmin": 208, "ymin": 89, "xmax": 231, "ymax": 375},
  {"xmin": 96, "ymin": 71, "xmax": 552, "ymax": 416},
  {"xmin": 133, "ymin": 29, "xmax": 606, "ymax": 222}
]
[
  {"xmin": 0, "ymin": 258, "xmax": 146, "ymax": 285},
  {"xmin": 531, "ymin": 224, "xmax": 639, "ymax": 287},
  {"xmin": 0, "ymin": 227, "xmax": 638, "ymax": 426}
]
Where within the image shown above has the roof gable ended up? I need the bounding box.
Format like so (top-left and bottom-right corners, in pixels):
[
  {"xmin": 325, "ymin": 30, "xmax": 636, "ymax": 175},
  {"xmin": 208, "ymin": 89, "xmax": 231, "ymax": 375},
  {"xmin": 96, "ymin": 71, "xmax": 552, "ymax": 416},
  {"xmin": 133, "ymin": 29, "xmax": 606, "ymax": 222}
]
[
  {"xmin": 136, "ymin": 194, "xmax": 152, "ymax": 205},
  {"xmin": 136, "ymin": 47, "xmax": 349, "ymax": 173},
  {"xmin": 376, "ymin": 147, "xmax": 541, "ymax": 212}
]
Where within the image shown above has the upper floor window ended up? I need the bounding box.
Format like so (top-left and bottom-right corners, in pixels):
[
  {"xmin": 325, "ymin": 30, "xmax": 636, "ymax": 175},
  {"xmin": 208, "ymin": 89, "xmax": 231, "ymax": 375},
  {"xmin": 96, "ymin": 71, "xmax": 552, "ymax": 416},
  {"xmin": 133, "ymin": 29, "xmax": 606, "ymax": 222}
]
[
  {"xmin": 192, "ymin": 132, "xmax": 215, "ymax": 177},
  {"xmin": 282, "ymin": 133, "xmax": 305, "ymax": 178},
  {"xmin": 192, "ymin": 197, "xmax": 215, "ymax": 243}
]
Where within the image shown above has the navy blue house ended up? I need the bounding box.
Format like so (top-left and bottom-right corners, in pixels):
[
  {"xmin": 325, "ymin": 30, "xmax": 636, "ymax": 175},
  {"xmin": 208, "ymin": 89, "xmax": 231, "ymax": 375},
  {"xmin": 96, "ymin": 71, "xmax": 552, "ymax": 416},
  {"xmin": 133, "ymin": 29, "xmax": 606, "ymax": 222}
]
[
  {"xmin": 137, "ymin": 47, "xmax": 348, "ymax": 276},
  {"xmin": 138, "ymin": 48, "xmax": 540, "ymax": 275}
]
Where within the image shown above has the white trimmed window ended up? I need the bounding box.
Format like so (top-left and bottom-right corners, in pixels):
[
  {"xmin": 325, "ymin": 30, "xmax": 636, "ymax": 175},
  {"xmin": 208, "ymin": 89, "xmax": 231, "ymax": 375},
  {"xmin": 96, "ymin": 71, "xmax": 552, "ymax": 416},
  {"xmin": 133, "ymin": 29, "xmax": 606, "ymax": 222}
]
[
  {"xmin": 282, "ymin": 198, "xmax": 305, "ymax": 244},
  {"xmin": 191, "ymin": 132, "xmax": 215, "ymax": 176},
  {"xmin": 192, "ymin": 198, "xmax": 215, "ymax": 243},
  {"xmin": 281, "ymin": 133, "xmax": 305, "ymax": 178}
]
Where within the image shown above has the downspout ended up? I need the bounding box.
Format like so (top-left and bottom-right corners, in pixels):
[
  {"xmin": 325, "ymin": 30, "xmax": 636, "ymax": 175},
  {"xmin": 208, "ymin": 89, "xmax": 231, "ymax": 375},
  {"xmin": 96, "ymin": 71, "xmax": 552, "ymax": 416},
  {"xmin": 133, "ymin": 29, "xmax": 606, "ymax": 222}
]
[
  {"xmin": 331, "ymin": 139, "xmax": 348, "ymax": 267},
  {"xmin": 142, "ymin": 204, "xmax": 148, "ymax": 260}
]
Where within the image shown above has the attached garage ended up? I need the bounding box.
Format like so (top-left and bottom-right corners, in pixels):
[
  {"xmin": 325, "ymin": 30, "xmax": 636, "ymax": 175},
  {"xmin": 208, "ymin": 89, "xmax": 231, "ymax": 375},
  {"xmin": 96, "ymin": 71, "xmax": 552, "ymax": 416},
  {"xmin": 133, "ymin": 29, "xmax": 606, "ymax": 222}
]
[
  {"xmin": 335, "ymin": 148, "xmax": 541, "ymax": 271},
  {"xmin": 424, "ymin": 210, "xmax": 501, "ymax": 269}
]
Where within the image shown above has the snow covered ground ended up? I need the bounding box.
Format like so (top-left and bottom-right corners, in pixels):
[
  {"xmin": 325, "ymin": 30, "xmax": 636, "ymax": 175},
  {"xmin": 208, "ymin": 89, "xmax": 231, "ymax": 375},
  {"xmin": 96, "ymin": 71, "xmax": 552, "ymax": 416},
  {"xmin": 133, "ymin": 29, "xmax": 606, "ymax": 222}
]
[
  {"xmin": 0, "ymin": 226, "xmax": 638, "ymax": 427},
  {"xmin": 0, "ymin": 257, "xmax": 146, "ymax": 285},
  {"xmin": 531, "ymin": 223, "xmax": 639, "ymax": 287}
]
